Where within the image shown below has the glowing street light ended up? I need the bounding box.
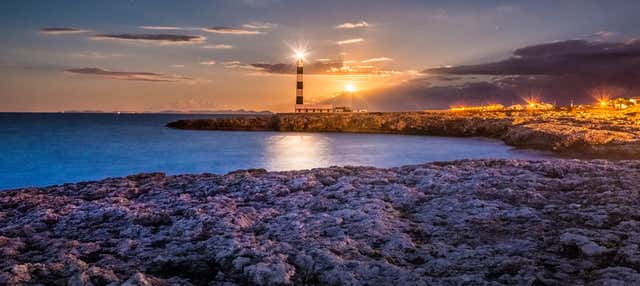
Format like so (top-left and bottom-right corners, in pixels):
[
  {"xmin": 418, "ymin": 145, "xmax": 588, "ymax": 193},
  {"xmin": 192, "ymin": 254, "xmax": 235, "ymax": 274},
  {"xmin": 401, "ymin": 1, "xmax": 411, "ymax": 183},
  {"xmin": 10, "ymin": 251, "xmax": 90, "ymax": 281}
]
[{"xmin": 599, "ymin": 99, "xmax": 609, "ymax": 107}]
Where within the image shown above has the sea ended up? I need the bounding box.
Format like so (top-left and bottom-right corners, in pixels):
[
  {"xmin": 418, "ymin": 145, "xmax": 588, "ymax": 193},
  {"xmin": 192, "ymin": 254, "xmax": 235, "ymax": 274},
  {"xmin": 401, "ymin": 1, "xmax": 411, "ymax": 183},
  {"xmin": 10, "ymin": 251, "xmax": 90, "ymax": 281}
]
[{"xmin": 0, "ymin": 113, "xmax": 552, "ymax": 190}]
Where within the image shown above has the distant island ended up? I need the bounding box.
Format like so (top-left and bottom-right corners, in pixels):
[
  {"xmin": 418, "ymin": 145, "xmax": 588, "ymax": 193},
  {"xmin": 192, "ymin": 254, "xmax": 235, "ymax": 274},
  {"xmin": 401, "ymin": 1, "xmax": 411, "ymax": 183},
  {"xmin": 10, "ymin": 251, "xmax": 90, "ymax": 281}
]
[
  {"xmin": 156, "ymin": 109, "xmax": 273, "ymax": 115},
  {"xmin": 57, "ymin": 109, "xmax": 273, "ymax": 115}
]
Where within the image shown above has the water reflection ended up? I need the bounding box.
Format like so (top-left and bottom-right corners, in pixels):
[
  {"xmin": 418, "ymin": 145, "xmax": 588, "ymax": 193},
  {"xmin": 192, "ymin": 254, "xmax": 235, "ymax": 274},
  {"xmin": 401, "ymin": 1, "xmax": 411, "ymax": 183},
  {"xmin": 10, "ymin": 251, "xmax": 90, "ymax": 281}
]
[
  {"xmin": 262, "ymin": 132, "xmax": 551, "ymax": 172},
  {"xmin": 265, "ymin": 134, "xmax": 330, "ymax": 171}
]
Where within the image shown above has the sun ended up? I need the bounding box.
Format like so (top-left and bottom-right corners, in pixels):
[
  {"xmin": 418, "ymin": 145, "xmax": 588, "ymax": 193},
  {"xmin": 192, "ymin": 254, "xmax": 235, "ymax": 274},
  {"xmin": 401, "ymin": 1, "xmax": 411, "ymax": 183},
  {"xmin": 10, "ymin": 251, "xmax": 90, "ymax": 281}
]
[{"xmin": 344, "ymin": 83, "xmax": 357, "ymax": 92}]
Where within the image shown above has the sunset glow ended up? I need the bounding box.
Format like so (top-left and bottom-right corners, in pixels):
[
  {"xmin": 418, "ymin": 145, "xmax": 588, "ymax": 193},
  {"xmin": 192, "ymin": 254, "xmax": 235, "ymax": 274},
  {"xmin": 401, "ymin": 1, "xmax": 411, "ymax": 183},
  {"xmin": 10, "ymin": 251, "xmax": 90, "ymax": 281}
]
[
  {"xmin": 344, "ymin": 83, "xmax": 357, "ymax": 93},
  {"xmin": 1, "ymin": 1, "xmax": 640, "ymax": 112}
]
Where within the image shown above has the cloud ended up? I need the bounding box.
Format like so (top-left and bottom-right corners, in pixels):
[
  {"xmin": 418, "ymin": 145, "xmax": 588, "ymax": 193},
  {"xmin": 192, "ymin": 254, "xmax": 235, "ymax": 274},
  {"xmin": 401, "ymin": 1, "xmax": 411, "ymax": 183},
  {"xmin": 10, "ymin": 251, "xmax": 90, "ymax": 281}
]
[
  {"xmin": 427, "ymin": 39, "xmax": 640, "ymax": 77},
  {"xmin": 65, "ymin": 67, "xmax": 192, "ymax": 82},
  {"xmin": 223, "ymin": 61, "xmax": 242, "ymax": 66},
  {"xmin": 200, "ymin": 60, "xmax": 216, "ymax": 65},
  {"xmin": 92, "ymin": 34, "xmax": 206, "ymax": 45},
  {"xmin": 495, "ymin": 5, "xmax": 519, "ymax": 13},
  {"xmin": 203, "ymin": 44, "xmax": 233, "ymax": 49},
  {"xmin": 588, "ymin": 31, "xmax": 618, "ymax": 41},
  {"xmin": 242, "ymin": 22, "xmax": 277, "ymax": 29},
  {"xmin": 140, "ymin": 26, "xmax": 185, "ymax": 30},
  {"xmin": 428, "ymin": 9, "xmax": 450, "ymax": 22},
  {"xmin": 349, "ymin": 39, "xmax": 640, "ymax": 111},
  {"xmin": 202, "ymin": 27, "xmax": 262, "ymax": 35},
  {"xmin": 40, "ymin": 27, "xmax": 89, "ymax": 35},
  {"xmin": 69, "ymin": 52, "xmax": 125, "ymax": 59},
  {"xmin": 250, "ymin": 59, "xmax": 397, "ymax": 76},
  {"xmin": 337, "ymin": 38, "xmax": 364, "ymax": 45},
  {"xmin": 361, "ymin": 57, "xmax": 393, "ymax": 63},
  {"xmin": 223, "ymin": 61, "xmax": 265, "ymax": 71},
  {"xmin": 0, "ymin": 63, "xmax": 67, "ymax": 71},
  {"xmin": 594, "ymin": 31, "xmax": 616, "ymax": 38},
  {"xmin": 327, "ymin": 80, "xmax": 521, "ymax": 111},
  {"xmin": 139, "ymin": 26, "xmax": 203, "ymax": 31},
  {"xmin": 335, "ymin": 21, "xmax": 369, "ymax": 29}
]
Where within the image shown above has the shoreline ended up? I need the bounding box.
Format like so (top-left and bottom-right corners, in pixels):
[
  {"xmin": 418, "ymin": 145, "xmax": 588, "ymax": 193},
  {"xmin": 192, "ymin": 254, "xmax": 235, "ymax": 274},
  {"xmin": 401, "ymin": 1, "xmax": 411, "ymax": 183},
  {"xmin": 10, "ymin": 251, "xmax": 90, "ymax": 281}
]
[
  {"xmin": 166, "ymin": 110, "xmax": 640, "ymax": 159},
  {"xmin": 2, "ymin": 159, "xmax": 640, "ymax": 285}
]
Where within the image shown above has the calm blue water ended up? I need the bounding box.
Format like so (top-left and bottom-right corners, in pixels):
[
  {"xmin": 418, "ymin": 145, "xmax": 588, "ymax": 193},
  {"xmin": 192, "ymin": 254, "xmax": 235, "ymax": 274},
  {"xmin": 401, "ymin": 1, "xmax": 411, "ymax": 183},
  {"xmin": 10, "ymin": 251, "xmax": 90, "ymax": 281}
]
[{"xmin": 0, "ymin": 113, "xmax": 551, "ymax": 190}]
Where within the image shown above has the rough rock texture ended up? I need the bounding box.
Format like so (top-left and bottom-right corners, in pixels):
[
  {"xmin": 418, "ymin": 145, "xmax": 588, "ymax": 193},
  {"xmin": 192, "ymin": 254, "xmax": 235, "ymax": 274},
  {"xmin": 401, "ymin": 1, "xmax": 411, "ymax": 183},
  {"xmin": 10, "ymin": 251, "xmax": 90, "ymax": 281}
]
[
  {"xmin": 2, "ymin": 159, "xmax": 640, "ymax": 285},
  {"xmin": 166, "ymin": 110, "xmax": 640, "ymax": 158}
]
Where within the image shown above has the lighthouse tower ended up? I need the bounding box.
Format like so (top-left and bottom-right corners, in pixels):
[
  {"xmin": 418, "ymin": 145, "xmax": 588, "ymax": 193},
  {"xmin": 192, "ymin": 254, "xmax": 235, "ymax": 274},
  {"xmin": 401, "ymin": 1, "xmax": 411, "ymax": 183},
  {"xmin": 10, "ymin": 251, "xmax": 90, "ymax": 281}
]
[
  {"xmin": 296, "ymin": 54, "xmax": 304, "ymax": 105},
  {"xmin": 293, "ymin": 47, "xmax": 334, "ymax": 113}
]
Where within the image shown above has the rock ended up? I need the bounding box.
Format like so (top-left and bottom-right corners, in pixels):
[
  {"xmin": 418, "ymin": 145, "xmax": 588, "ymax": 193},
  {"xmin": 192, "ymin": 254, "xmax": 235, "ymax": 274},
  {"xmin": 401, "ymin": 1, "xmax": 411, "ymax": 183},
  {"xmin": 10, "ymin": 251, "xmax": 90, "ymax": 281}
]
[
  {"xmin": 167, "ymin": 111, "xmax": 640, "ymax": 158},
  {"xmin": 9, "ymin": 265, "xmax": 31, "ymax": 285},
  {"xmin": 68, "ymin": 272, "xmax": 92, "ymax": 286},
  {"xmin": 86, "ymin": 266, "xmax": 120, "ymax": 285},
  {"xmin": 2, "ymin": 159, "xmax": 640, "ymax": 285},
  {"xmin": 592, "ymin": 267, "xmax": 640, "ymax": 285},
  {"xmin": 560, "ymin": 232, "xmax": 610, "ymax": 257},
  {"xmin": 122, "ymin": 272, "xmax": 165, "ymax": 286},
  {"xmin": 243, "ymin": 262, "xmax": 295, "ymax": 286}
]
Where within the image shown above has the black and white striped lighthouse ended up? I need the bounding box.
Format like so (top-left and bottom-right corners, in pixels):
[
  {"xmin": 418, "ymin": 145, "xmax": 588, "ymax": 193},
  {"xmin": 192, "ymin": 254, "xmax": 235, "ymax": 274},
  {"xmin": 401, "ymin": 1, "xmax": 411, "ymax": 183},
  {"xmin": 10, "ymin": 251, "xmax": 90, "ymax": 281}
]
[
  {"xmin": 292, "ymin": 47, "xmax": 333, "ymax": 113},
  {"xmin": 295, "ymin": 53, "xmax": 304, "ymax": 105}
]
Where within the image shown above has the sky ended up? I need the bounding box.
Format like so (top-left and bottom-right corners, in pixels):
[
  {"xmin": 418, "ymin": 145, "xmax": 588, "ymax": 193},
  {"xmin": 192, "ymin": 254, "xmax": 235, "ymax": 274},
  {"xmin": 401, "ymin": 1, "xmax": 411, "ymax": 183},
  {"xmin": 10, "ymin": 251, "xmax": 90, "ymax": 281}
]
[{"xmin": 1, "ymin": 0, "xmax": 639, "ymax": 112}]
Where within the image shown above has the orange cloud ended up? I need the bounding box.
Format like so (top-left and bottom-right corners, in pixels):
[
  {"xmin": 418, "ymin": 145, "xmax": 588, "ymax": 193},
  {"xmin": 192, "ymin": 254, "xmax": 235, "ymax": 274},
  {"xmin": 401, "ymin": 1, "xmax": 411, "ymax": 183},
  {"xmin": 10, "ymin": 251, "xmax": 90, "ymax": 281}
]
[
  {"xmin": 200, "ymin": 60, "xmax": 216, "ymax": 65},
  {"xmin": 361, "ymin": 57, "xmax": 393, "ymax": 63},
  {"xmin": 337, "ymin": 38, "xmax": 364, "ymax": 45},
  {"xmin": 204, "ymin": 44, "xmax": 233, "ymax": 49}
]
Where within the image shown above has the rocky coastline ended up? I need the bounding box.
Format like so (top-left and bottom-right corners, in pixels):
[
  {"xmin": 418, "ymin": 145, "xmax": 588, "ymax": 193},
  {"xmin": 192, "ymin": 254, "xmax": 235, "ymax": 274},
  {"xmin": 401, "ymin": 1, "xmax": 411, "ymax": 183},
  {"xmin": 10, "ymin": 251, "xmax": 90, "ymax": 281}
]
[
  {"xmin": 167, "ymin": 111, "xmax": 640, "ymax": 158},
  {"xmin": 2, "ymin": 159, "xmax": 640, "ymax": 285}
]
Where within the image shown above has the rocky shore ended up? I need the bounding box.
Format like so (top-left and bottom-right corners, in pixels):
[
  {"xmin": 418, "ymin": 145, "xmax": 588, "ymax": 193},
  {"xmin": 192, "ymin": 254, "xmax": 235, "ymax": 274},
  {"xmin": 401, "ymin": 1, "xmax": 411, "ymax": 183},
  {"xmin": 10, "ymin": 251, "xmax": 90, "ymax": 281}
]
[
  {"xmin": 2, "ymin": 159, "xmax": 640, "ymax": 285},
  {"xmin": 167, "ymin": 110, "xmax": 640, "ymax": 158}
]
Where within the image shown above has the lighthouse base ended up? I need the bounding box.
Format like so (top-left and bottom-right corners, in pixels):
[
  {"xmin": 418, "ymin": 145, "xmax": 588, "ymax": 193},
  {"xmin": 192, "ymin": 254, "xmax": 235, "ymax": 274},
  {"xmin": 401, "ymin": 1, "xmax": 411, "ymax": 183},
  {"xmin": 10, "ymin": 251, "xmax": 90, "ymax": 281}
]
[{"xmin": 294, "ymin": 104, "xmax": 336, "ymax": 113}]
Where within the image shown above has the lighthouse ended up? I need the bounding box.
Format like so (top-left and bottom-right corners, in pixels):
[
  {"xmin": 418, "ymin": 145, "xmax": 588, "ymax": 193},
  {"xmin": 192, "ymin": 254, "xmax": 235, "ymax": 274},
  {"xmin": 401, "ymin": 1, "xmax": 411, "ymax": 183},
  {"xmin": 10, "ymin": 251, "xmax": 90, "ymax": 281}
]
[
  {"xmin": 295, "ymin": 50, "xmax": 304, "ymax": 105},
  {"xmin": 292, "ymin": 47, "xmax": 335, "ymax": 113}
]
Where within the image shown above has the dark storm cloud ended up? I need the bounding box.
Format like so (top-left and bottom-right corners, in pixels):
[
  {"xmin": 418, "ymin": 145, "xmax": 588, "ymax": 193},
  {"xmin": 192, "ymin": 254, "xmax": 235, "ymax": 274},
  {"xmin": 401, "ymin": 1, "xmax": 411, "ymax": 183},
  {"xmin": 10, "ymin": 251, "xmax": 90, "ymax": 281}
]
[
  {"xmin": 65, "ymin": 68, "xmax": 192, "ymax": 82},
  {"xmin": 92, "ymin": 34, "xmax": 206, "ymax": 44},
  {"xmin": 351, "ymin": 39, "xmax": 640, "ymax": 111},
  {"xmin": 40, "ymin": 27, "xmax": 89, "ymax": 35},
  {"xmin": 427, "ymin": 40, "xmax": 640, "ymax": 78}
]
